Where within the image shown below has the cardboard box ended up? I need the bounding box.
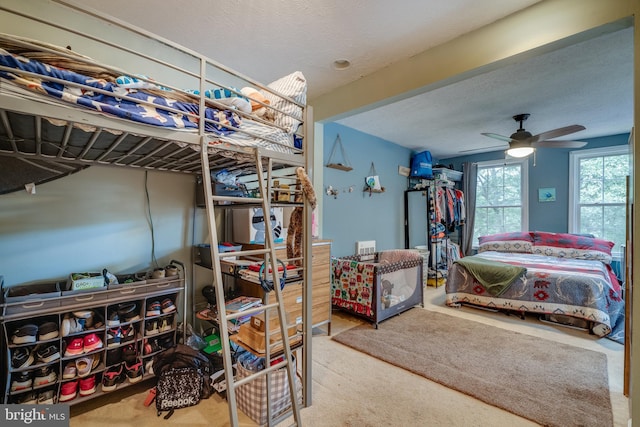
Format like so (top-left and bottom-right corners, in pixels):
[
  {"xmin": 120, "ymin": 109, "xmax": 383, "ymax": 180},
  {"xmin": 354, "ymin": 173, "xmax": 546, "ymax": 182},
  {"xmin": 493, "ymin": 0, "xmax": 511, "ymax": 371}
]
[
  {"xmin": 67, "ymin": 272, "xmax": 106, "ymax": 291},
  {"xmin": 232, "ymin": 208, "xmax": 286, "ymax": 244},
  {"xmin": 250, "ymin": 310, "xmax": 290, "ymax": 332},
  {"xmin": 237, "ymin": 319, "xmax": 297, "ymax": 354}
]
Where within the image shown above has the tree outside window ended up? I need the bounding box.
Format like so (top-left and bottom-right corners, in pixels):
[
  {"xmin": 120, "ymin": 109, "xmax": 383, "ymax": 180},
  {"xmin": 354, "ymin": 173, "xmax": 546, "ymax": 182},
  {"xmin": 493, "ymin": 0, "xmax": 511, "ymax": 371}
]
[{"xmin": 473, "ymin": 159, "xmax": 528, "ymax": 246}]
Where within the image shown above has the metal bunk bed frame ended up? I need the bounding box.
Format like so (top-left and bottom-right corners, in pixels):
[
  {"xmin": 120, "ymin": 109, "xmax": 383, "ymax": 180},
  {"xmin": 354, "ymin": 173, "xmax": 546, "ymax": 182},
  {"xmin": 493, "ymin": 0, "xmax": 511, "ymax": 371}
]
[{"xmin": 0, "ymin": 2, "xmax": 313, "ymax": 425}]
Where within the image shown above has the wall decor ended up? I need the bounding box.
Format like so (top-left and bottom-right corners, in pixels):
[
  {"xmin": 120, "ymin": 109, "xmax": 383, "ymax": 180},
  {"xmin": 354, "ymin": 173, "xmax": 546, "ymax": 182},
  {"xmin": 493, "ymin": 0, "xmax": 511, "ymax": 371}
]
[{"xmin": 538, "ymin": 187, "xmax": 556, "ymax": 202}]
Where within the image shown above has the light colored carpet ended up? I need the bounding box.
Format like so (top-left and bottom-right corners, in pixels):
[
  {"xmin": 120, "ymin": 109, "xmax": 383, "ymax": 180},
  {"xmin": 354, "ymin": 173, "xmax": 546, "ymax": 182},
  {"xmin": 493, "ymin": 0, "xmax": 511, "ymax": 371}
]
[
  {"xmin": 332, "ymin": 308, "xmax": 613, "ymax": 427},
  {"xmin": 69, "ymin": 286, "xmax": 628, "ymax": 426}
]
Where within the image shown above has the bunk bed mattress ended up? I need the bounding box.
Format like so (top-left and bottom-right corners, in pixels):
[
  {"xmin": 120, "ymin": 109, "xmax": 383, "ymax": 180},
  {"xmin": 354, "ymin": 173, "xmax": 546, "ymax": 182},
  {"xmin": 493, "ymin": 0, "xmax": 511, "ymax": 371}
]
[
  {"xmin": 445, "ymin": 250, "xmax": 625, "ymax": 342},
  {"xmin": 0, "ymin": 47, "xmax": 300, "ymax": 156}
]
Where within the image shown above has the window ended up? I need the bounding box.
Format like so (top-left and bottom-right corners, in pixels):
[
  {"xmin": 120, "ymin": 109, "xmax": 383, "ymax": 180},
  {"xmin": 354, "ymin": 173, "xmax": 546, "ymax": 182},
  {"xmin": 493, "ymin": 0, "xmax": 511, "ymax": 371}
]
[
  {"xmin": 569, "ymin": 146, "xmax": 630, "ymax": 258},
  {"xmin": 473, "ymin": 158, "xmax": 529, "ymax": 246}
]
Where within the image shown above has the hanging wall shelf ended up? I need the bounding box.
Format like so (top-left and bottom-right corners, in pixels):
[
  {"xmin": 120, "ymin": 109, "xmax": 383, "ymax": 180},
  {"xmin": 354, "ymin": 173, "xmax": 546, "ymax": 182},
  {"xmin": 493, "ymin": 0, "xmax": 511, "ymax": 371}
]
[{"xmin": 325, "ymin": 134, "xmax": 353, "ymax": 171}]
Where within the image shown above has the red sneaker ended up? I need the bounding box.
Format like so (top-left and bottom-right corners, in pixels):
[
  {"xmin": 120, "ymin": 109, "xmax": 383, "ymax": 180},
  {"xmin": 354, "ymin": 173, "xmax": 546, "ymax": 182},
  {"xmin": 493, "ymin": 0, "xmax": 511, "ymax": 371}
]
[
  {"xmin": 83, "ymin": 333, "xmax": 103, "ymax": 353},
  {"xmin": 64, "ymin": 338, "xmax": 84, "ymax": 357},
  {"xmin": 79, "ymin": 375, "xmax": 96, "ymax": 396},
  {"xmin": 59, "ymin": 380, "xmax": 78, "ymax": 402}
]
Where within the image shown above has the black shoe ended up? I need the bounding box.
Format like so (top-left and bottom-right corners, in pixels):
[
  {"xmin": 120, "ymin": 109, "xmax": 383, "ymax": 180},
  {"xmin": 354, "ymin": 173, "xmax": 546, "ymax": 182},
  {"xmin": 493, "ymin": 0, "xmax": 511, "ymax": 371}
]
[
  {"xmin": 107, "ymin": 327, "xmax": 123, "ymax": 348},
  {"xmin": 118, "ymin": 302, "xmax": 140, "ymax": 322},
  {"xmin": 102, "ymin": 364, "xmax": 125, "ymax": 392},
  {"xmin": 143, "ymin": 338, "xmax": 161, "ymax": 355},
  {"xmin": 158, "ymin": 335, "xmax": 174, "ymax": 349},
  {"xmin": 11, "ymin": 391, "xmax": 37, "ymax": 404},
  {"xmin": 11, "ymin": 324, "xmax": 38, "ymax": 344},
  {"xmin": 120, "ymin": 324, "xmax": 136, "ymax": 343},
  {"xmin": 11, "ymin": 347, "xmax": 34, "ymax": 369},
  {"xmin": 106, "ymin": 348, "xmax": 122, "ymax": 366},
  {"xmin": 38, "ymin": 321, "xmax": 59, "ymax": 341},
  {"xmin": 35, "ymin": 344, "xmax": 60, "ymax": 363},
  {"xmin": 33, "ymin": 365, "xmax": 57, "ymax": 387},
  {"xmin": 121, "ymin": 344, "xmax": 137, "ymax": 365},
  {"xmin": 10, "ymin": 371, "xmax": 33, "ymax": 392}
]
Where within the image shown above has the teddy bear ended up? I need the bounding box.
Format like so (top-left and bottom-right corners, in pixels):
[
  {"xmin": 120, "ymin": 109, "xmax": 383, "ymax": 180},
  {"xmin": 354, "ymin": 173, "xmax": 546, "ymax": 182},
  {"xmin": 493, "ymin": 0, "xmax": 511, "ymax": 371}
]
[{"xmin": 241, "ymin": 86, "xmax": 275, "ymax": 121}]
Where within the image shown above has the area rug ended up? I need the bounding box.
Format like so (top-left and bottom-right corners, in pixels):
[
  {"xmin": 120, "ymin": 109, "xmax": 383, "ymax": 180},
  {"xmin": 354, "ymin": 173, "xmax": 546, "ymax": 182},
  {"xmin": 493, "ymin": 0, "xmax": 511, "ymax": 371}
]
[{"xmin": 332, "ymin": 308, "xmax": 613, "ymax": 427}]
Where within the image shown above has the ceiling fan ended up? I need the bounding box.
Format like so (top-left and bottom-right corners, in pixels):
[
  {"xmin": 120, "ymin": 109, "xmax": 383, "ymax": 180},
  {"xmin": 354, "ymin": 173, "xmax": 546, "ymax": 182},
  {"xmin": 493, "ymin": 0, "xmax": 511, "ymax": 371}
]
[{"xmin": 481, "ymin": 113, "xmax": 587, "ymax": 157}]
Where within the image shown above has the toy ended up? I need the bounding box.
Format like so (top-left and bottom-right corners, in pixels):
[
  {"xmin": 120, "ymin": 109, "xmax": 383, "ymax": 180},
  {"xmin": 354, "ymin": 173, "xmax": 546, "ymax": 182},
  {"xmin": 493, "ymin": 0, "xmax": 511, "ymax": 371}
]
[{"xmin": 241, "ymin": 87, "xmax": 274, "ymax": 120}]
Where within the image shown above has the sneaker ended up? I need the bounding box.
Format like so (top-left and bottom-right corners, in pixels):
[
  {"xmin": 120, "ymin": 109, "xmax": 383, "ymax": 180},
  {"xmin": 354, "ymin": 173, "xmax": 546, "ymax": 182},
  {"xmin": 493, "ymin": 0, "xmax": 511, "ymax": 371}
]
[
  {"xmin": 37, "ymin": 389, "xmax": 57, "ymax": 404},
  {"xmin": 158, "ymin": 335, "xmax": 174, "ymax": 349},
  {"xmin": 38, "ymin": 321, "xmax": 59, "ymax": 341},
  {"xmin": 143, "ymin": 338, "xmax": 161, "ymax": 355},
  {"xmin": 59, "ymin": 380, "xmax": 78, "ymax": 402},
  {"xmin": 146, "ymin": 301, "xmax": 161, "ymax": 316},
  {"xmin": 13, "ymin": 391, "xmax": 37, "ymax": 404},
  {"xmin": 73, "ymin": 310, "xmax": 94, "ymax": 328},
  {"xmin": 107, "ymin": 327, "xmax": 123, "ymax": 347},
  {"xmin": 145, "ymin": 320, "xmax": 159, "ymax": 336},
  {"xmin": 159, "ymin": 316, "xmax": 173, "ymax": 332},
  {"xmin": 161, "ymin": 298, "xmax": 176, "ymax": 314},
  {"xmin": 61, "ymin": 314, "xmax": 84, "ymax": 337},
  {"xmin": 75, "ymin": 356, "xmax": 93, "ymax": 378},
  {"xmin": 106, "ymin": 348, "xmax": 122, "ymax": 366},
  {"xmin": 10, "ymin": 371, "xmax": 32, "ymax": 392},
  {"xmin": 107, "ymin": 309, "xmax": 120, "ymax": 327},
  {"xmin": 11, "ymin": 347, "xmax": 34, "ymax": 369},
  {"xmin": 11, "ymin": 324, "xmax": 38, "ymax": 344},
  {"xmin": 91, "ymin": 352, "xmax": 101, "ymax": 370},
  {"xmin": 64, "ymin": 338, "xmax": 84, "ymax": 357},
  {"xmin": 121, "ymin": 344, "xmax": 137, "ymax": 365},
  {"xmin": 120, "ymin": 324, "xmax": 136, "ymax": 343},
  {"xmin": 62, "ymin": 362, "xmax": 77, "ymax": 379},
  {"xmin": 79, "ymin": 375, "xmax": 97, "ymax": 396},
  {"xmin": 33, "ymin": 365, "xmax": 57, "ymax": 386},
  {"xmin": 144, "ymin": 359, "xmax": 154, "ymax": 376},
  {"xmin": 83, "ymin": 333, "xmax": 103, "ymax": 353},
  {"xmin": 118, "ymin": 302, "xmax": 140, "ymax": 323},
  {"xmin": 125, "ymin": 359, "xmax": 143, "ymax": 383},
  {"xmin": 102, "ymin": 364, "xmax": 124, "ymax": 392},
  {"xmin": 35, "ymin": 344, "xmax": 60, "ymax": 363},
  {"xmin": 90, "ymin": 310, "xmax": 105, "ymax": 329}
]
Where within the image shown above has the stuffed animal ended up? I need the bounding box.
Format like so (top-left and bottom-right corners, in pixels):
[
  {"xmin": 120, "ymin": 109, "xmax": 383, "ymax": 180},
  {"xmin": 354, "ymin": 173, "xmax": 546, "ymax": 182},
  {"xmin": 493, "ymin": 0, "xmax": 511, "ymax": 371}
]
[
  {"xmin": 241, "ymin": 86, "xmax": 275, "ymax": 121},
  {"xmin": 286, "ymin": 167, "xmax": 317, "ymax": 265}
]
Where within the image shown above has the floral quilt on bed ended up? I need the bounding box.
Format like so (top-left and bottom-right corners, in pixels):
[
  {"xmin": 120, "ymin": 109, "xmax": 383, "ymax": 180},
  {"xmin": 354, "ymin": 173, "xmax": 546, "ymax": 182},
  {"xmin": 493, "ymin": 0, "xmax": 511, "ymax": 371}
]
[
  {"xmin": 0, "ymin": 48, "xmax": 241, "ymax": 134},
  {"xmin": 446, "ymin": 250, "xmax": 625, "ymax": 343}
]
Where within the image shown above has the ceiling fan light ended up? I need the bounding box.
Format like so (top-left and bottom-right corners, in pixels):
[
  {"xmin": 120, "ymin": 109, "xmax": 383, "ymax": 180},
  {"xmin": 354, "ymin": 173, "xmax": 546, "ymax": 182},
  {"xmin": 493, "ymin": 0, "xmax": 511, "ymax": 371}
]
[{"xmin": 506, "ymin": 146, "xmax": 535, "ymax": 158}]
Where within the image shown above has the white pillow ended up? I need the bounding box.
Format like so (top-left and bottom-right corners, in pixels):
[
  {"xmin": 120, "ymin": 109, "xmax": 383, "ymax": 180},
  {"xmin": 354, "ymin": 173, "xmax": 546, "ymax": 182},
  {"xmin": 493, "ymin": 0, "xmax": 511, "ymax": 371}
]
[{"xmin": 261, "ymin": 71, "xmax": 306, "ymax": 134}]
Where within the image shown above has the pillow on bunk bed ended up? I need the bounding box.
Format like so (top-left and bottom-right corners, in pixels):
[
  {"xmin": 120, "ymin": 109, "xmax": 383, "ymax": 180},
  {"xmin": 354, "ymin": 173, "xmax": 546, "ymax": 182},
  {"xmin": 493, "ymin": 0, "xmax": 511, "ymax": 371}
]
[
  {"xmin": 477, "ymin": 232, "xmax": 534, "ymax": 254},
  {"xmin": 531, "ymin": 231, "xmax": 615, "ymax": 264},
  {"xmin": 261, "ymin": 71, "xmax": 307, "ymax": 134}
]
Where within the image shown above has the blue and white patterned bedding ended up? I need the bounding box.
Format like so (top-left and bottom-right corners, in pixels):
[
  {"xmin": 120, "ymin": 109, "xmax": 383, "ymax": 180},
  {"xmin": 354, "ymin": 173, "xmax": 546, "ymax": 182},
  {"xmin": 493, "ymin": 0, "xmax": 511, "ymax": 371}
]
[{"xmin": 0, "ymin": 47, "xmax": 300, "ymax": 154}]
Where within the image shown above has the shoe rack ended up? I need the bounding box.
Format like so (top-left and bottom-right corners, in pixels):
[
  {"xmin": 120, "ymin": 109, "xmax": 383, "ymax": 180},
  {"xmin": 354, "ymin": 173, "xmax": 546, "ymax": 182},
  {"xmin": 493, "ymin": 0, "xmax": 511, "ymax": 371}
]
[{"xmin": 0, "ymin": 273, "xmax": 184, "ymax": 405}]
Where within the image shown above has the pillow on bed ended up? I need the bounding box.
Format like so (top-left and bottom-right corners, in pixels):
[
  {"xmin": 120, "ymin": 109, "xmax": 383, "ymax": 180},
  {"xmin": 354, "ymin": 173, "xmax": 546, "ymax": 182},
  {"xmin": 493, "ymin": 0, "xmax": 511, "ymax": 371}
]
[
  {"xmin": 261, "ymin": 71, "xmax": 307, "ymax": 134},
  {"xmin": 477, "ymin": 232, "xmax": 534, "ymax": 253},
  {"xmin": 531, "ymin": 231, "xmax": 614, "ymax": 264}
]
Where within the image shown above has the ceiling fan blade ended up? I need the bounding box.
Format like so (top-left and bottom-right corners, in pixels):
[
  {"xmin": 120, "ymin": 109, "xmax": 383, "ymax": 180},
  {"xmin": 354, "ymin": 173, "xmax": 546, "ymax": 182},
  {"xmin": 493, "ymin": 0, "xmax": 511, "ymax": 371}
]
[
  {"xmin": 459, "ymin": 144, "xmax": 506, "ymax": 154},
  {"xmin": 481, "ymin": 132, "xmax": 514, "ymax": 143},
  {"xmin": 529, "ymin": 124, "xmax": 586, "ymax": 143},
  {"xmin": 532, "ymin": 140, "xmax": 588, "ymax": 148}
]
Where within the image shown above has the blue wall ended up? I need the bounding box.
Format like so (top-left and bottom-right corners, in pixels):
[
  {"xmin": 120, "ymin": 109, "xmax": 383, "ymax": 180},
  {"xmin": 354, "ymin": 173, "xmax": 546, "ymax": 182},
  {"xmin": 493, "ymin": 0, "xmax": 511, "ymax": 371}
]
[
  {"xmin": 321, "ymin": 127, "xmax": 629, "ymax": 257},
  {"xmin": 322, "ymin": 123, "xmax": 413, "ymax": 257},
  {"xmin": 440, "ymin": 133, "xmax": 630, "ymax": 233}
]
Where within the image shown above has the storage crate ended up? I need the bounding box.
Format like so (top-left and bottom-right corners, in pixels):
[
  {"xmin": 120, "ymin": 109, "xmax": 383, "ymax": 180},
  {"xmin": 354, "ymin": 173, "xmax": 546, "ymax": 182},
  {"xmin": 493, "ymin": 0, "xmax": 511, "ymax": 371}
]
[
  {"xmin": 196, "ymin": 243, "xmax": 242, "ymax": 267},
  {"xmin": 66, "ymin": 272, "xmax": 107, "ymax": 291},
  {"xmin": 2, "ymin": 281, "xmax": 61, "ymax": 315}
]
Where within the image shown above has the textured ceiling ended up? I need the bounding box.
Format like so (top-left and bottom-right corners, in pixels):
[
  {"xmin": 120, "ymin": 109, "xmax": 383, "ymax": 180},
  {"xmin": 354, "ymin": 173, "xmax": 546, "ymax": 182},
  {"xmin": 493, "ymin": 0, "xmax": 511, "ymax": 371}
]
[{"xmin": 73, "ymin": 0, "xmax": 633, "ymax": 159}]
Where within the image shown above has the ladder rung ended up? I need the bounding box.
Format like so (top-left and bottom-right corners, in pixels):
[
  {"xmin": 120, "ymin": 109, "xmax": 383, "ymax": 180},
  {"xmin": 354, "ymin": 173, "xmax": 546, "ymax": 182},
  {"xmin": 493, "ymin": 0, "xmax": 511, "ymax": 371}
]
[
  {"xmin": 218, "ymin": 248, "xmax": 270, "ymax": 259},
  {"xmin": 211, "ymin": 195, "xmax": 264, "ymax": 203},
  {"xmin": 232, "ymin": 359, "xmax": 289, "ymax": 389},
  {"xmin": 224, "ymin": 302, "xmax": 279, "ymax": 321}
]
